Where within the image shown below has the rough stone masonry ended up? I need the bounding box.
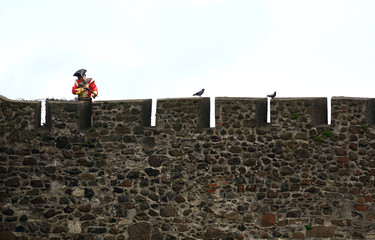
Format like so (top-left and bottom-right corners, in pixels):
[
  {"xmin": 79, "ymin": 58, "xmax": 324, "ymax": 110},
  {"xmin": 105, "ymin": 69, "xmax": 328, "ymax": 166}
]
[{"xmin": 1, "ymin": 95, "xmax": 375, "ymax": 239}]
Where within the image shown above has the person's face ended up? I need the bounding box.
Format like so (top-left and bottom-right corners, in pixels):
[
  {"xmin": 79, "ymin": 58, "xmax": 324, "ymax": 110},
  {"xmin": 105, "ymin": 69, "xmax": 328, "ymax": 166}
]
[{"xmin": 81, "ymin": 74, "xmax": 87, "ymax": 81}]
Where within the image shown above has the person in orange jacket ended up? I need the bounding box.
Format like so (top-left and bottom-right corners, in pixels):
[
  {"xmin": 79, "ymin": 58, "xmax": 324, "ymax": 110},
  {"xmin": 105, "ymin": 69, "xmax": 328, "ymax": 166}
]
[{"xmin": 72, "ymin": 69, "xmax": 98, "ymax": 101}]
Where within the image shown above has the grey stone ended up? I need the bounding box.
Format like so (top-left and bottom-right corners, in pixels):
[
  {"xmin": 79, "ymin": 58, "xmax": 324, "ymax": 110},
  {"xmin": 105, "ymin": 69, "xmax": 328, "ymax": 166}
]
[
  {"xmin": 306, "ymin": 226, "xmax": 335, "ymax": 238},
  {"xmin": 128, "ymin": 222, "xmax": 151, "ymax": 240},
  {"xmin": 160, "ymin": 206, "xmax": 176, "ymax": 217},
  {"xmin": 68, "ymin": 221, "xmax": 81, "ymax": 234}
]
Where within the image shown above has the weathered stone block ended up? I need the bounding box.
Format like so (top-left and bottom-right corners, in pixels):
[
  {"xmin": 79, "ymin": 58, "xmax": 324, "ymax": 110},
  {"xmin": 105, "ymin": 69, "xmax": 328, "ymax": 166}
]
[
  {"xmin": 305, "ymin": 226, "xmax": 335, "ymax": 238},
  {"xmin": 68, "ymin": 221, "xmax": 81, "ymax": 234},
  {"xmin": 204, "ymin": 227, "xmax": 222, "ymax": 239},
  {"xmin": 160, "ymin": 206, "xmax": 176, "ymax": 217},
  {"xmin": 261, "ymin": 213, "xmax": 276, "ymax": 226},
  {"xmin": 0, "ymin": 231, "xmax": 15, "ymax": 240},
  {"xmin": 128, "ymin": 222, "xmax": 151, "ymax": 240}
]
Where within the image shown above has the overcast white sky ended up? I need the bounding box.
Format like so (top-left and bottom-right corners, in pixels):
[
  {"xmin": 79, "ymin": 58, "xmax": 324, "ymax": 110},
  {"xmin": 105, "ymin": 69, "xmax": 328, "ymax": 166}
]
[{"xmin": 1, "ymin": 0, "xmax": 375, "ymax": 102}]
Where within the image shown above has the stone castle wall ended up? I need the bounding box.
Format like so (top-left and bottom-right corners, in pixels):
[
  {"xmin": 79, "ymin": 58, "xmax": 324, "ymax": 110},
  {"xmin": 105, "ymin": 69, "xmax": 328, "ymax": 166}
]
[{"xmin": 1, "ymin": 95, "xmax": 375, "ymax": 239}]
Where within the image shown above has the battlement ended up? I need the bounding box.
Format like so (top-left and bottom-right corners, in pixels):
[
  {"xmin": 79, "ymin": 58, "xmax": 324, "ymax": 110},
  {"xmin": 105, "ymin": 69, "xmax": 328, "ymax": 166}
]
[
  {"xmin": 1, "ymin": 95, "xmax": 375, "ymax": 133},
  {"xmin": 2, "ymin": 94, "xmax": 375, "ymax": 239},
  {"xmin": 0, "ymin": 95, "xmax": 41, "ymax": 132},
  {"xmin": 331, "ymin": 96, "xmax": 375, "ymax": 127}
]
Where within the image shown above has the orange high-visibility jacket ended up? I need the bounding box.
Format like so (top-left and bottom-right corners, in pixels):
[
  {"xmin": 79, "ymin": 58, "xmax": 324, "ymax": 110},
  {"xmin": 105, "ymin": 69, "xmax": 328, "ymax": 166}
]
[{"xmin": 72, "ymin": 78, "xmax": 98, "ymax": 98}]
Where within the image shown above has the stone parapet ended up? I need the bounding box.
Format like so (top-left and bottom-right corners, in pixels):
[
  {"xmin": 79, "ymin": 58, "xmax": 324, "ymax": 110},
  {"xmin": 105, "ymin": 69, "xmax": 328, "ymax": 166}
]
[
  {"xmin": 156, "ymin": 97, "xmax": 210, "ymax": 131},
  {"xmin": 4, "ymin": 96, "xmax": 375, "ymax": 132},
  {"xmin": 331, "ymin": 97, "xmax": 375, "ymax": 128},
  {"xmin": 0, "ymin": 95, "xmax": 41, "ymax": 131},
  {"xmin": 92, "ymin": 99, "xmax": 152, "ymax": 129},
  {"xmin": 270, "ymin": 97, "xmax": 327, "ymax": 128},
  {"xmin": 45, "ymin": 100, "xmax": 91, "ymax": 133},
  {"xmin": 215, "ymin": 97, "xmax": 267, "ymax": 129}
]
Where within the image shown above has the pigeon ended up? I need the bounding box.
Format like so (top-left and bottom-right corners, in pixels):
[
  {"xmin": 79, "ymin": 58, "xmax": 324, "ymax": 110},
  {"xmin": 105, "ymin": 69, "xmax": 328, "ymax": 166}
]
[
  {"xmin": 193, "ymin": 88, "xmax": 205, "ymax": 97},
  {"xmin": 267, "ymin": 91, "xmax": 276, "ymax": 99}
]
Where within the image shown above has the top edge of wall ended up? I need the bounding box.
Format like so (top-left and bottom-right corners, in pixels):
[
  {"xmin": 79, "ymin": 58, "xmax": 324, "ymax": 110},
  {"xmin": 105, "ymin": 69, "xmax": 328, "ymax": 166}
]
[
  {"xmin": 157, "ymin": 97, "xmax": 210, "ymax": 101},
  {"xmin": 332, "ymin": 96, "xmax": 372, "ymax": 100},
  {"xmin": 271, "ymin": 97, "xmax": 327, "ymax": 100},
  {"xmin": 94, "ymin": 99, "xmax": 152, "ymax": 103},
  {"xmin": 2, "ymin": 96, "xmax": 375, "ymax": 103},
  {"xmin": 215, "ymin": 97, "xmax": 267, "ymax": 100},
  {"xmin": 0, "ymin": 95, "xmax": 40, "ymax": 103}
]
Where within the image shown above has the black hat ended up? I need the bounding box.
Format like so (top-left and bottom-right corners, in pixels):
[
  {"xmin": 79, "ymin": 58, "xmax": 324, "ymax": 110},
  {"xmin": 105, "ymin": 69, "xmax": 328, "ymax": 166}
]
[{"xmin": 73, "ymin": 69, "xmax": 87, "ymax": 78}]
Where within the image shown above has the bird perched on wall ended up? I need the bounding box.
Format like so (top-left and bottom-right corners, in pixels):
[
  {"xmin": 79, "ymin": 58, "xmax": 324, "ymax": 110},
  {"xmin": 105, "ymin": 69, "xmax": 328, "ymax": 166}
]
[
  {"xmin": 193, "ymin": 89, "xmax": 205, "ymax": 97},
  {"xmin": 267, "ymin": 91, "xmax": 276, "ymax": 99}
]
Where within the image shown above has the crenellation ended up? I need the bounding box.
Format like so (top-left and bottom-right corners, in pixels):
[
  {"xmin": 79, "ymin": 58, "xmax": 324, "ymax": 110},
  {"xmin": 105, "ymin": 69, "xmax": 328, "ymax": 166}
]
[
  {"xmin": 156, "ymin": 98, "xmax": 210, "ymax": 131},
  {"xmin": 2, "ymin": 96, "xmax": 374, "ymax": 132},
  {"xmin": 92, "ymin": 99, "xmax": 152, "ymax": 130},
  {"xmin": 45, "ymin": 100, "xmax": 90, "ymax": 133},
  {"xmin": 1, "ymin": 95, "xmax": 375, "ymax": 239},
  {"xmin": 331, "ymin": 97, "xmax": 372, "ymax": 128},
  {"xmin": 215, "ymin": 97, "xmax": 267, "ymax": 129},
  {"xmin": 270, "ymin": 98, "xmax": 327, "ymax": 129},
  {"xmin": 0, "ymin": 95, "xmax": 41, "ymax": 132}
]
